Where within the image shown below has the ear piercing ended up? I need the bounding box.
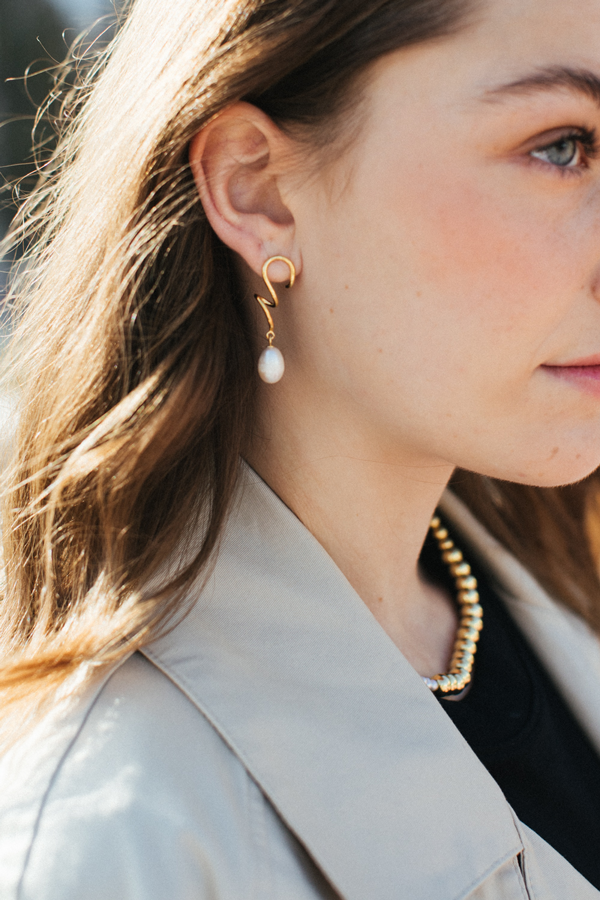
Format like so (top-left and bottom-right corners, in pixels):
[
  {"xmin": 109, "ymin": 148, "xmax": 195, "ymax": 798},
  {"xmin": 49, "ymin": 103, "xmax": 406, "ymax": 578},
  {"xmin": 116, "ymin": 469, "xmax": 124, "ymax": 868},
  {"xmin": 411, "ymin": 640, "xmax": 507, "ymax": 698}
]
[{"xmin": 254, "ymin": 256, "xmax": 295, "ymax": 383}]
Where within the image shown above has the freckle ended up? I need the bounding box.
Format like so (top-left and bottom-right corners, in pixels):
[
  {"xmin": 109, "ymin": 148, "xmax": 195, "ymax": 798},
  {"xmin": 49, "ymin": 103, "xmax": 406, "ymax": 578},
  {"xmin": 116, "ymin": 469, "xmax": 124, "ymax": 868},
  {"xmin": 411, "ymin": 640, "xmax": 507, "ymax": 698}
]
[
  {"xmin": 344, "ymin": 284, "xmax": 349, "ymax": 290},
  {"xmin": 329, "ymin": 308, "xmax": 334, "ymax": 314},
  {"xmin": 416, "ymin": 291, "xmax": 422, "ymax": 298},
  {"xmin": 378, "ymin": 597, "xmax": 383, "ymax": 603},
  {"xmin": 550, "ymin": 447, "xmax": 559, "ymax": 459},
  {"xmin": 576, "ymin": 453, "xmax": 581, "ymax": 459},
  {"xmin": 377, "ymin": 348, "xmax": 383, "ymax": 354}
]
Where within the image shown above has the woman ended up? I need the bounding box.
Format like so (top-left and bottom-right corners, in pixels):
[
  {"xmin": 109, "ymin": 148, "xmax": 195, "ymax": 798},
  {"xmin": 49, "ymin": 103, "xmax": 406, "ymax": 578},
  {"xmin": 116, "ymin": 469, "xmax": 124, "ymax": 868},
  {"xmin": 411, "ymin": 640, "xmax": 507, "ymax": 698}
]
[{"xmin": 2, "ymin": 0, "xmax": 600, "ymax": 895}]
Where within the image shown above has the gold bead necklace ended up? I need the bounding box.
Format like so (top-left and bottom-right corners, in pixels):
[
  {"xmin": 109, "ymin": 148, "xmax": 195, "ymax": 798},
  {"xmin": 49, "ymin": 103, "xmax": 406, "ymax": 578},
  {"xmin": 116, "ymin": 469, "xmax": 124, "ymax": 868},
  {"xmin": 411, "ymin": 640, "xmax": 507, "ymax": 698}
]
[{"xmin": 422, "ymin": 516, "xmax": 483, "ymax": 695}]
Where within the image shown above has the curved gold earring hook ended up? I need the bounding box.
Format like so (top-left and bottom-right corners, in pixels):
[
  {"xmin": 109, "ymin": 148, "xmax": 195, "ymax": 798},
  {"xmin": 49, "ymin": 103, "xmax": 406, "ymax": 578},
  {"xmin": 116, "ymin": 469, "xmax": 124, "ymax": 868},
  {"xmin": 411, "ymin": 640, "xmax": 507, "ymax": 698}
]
[{"xmin": 254, "ymin": 256, "xmax": 296, "ymax": 345}]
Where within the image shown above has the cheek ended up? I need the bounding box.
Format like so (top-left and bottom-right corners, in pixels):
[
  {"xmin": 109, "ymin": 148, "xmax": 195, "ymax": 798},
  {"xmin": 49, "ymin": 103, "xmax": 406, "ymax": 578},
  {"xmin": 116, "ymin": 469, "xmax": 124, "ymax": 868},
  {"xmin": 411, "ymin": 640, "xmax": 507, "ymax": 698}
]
[
  {"xmin": 360, "ymin": 148, "xmax": 594, "ymax": 371},
  {"xmin": 306, "ymin": 162, "xmax": 595, "ymax": 434},
  {"xmin": 390, "ymin": 178, "xmax": 572, "ymax": 341},
  {"xmin": 298, "ymin": 153, "xmax": 592, "ymax": 419}
]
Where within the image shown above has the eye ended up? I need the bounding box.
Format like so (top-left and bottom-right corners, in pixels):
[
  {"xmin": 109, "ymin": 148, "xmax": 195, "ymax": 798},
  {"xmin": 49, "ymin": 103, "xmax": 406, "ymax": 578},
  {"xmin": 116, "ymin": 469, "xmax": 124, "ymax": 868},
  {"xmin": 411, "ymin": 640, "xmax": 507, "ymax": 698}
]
[
  {"xmin": 531, "ymin": 136, "xmax": 579, "ymax": 167},
  {"xmin": 529, "ymin": 130, "xmax": 597, "ymax": 170}
]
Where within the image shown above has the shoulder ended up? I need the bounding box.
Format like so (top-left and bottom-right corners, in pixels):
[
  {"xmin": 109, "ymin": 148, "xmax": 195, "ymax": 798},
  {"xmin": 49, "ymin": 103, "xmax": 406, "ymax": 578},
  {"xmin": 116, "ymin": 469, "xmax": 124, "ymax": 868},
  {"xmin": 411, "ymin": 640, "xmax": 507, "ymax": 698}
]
[{"xmin": 0, "ymin": 653, "xmax": 262, "ymax": 900}]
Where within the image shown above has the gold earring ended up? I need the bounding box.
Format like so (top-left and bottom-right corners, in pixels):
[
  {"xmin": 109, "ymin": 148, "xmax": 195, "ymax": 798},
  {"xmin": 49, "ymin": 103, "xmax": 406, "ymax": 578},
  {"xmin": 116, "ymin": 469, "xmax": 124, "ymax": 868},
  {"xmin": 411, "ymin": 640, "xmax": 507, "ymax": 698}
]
[{"xmin": 254, "ymin": 255, "xmax": 296, "ymax": 383}]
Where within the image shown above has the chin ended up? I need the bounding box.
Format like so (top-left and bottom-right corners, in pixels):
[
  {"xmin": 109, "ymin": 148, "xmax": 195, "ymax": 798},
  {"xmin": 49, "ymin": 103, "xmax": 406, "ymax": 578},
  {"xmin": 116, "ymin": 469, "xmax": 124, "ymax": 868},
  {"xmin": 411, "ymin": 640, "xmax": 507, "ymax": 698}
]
[
  {"xmin": 472, "ymin": 431, "xmax": 600, "ymax": 488},
  {"xmin": 497, "ymin": 455, "xmax": 600, "ymax": 489}
]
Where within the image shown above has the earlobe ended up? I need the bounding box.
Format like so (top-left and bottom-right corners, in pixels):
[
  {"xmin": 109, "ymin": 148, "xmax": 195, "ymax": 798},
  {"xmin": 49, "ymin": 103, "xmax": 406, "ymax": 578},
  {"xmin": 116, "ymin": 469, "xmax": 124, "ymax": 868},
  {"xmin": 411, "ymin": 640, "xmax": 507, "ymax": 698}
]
[{"xmin": 189, "ymin": 102, "xmax": 300, "ymax": 279}]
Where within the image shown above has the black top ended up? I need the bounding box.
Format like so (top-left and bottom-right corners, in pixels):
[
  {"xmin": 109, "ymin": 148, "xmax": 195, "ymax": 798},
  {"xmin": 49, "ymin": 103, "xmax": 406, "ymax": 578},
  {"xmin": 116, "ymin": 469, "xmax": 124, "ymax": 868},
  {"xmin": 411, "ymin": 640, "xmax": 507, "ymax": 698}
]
[{"xmin": 419, "ymin": 528, "xmax": 600, "ymax": 891}]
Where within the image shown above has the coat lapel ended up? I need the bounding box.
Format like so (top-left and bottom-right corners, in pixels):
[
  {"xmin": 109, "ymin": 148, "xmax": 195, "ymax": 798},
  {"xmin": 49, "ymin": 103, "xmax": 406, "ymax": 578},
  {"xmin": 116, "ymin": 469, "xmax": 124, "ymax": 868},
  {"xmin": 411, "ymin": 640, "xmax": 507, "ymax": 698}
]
[
  {"xmin": 440, "ymin": 490, "xmax": 600, "ymax": 757},
  {"xmin": 143, "ymin": 466, "xmax": 522, "ymax": 900}
]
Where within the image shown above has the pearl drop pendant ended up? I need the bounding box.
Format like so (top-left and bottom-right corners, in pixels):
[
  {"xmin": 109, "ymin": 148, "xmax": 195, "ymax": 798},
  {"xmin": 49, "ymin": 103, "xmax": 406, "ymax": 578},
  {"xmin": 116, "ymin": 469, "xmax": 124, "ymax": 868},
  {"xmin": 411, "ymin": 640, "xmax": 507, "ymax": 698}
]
[{"xmin": 258, "ymin": 346, "xmax": 285, "ymax": 383}]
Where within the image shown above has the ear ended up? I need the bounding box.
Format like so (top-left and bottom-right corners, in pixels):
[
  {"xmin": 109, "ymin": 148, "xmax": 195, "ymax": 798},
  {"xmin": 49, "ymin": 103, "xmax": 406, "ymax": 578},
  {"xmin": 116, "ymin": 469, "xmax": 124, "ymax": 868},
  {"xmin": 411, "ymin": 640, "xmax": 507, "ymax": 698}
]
[{"xmin": 189, "ymin": 102, "xmax": 301, "ymax": 282}]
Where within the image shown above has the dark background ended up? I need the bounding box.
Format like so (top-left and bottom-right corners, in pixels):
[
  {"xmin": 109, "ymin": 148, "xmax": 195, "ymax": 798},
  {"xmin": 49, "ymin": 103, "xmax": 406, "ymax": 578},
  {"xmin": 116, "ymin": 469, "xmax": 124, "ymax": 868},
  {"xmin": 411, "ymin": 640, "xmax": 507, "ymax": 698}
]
[
  {"xmin": 0, "ymin": 1, "xmax": 112, "ymax": 432},
  {"xmin": 0, "ymin": 0, "xmax": 113, "ymax": 248}
]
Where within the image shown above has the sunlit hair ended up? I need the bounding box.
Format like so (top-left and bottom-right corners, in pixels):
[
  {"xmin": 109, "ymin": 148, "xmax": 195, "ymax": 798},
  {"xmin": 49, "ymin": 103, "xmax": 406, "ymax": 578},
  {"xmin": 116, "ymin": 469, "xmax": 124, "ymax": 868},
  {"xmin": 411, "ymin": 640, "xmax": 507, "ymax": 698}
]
[{"xmin": 1, "ymin": 0, "xmax": 599, "ymax": 737}]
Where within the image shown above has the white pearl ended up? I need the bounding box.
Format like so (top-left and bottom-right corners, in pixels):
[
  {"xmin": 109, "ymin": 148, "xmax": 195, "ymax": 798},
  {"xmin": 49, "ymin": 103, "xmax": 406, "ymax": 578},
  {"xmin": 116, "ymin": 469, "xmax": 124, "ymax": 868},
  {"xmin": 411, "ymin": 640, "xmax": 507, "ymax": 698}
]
[{"xmin": 258, "ymin": 346, "xmax": 285, "ymax": 383}]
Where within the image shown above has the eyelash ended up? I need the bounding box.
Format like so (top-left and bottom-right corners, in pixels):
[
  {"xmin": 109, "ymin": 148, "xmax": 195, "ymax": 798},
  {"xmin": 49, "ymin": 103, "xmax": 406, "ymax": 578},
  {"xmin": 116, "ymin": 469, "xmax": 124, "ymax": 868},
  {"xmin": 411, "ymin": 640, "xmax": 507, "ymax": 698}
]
[{"xmin": 530, "ymin": 127, "xmax": 599, "ymax": 174}]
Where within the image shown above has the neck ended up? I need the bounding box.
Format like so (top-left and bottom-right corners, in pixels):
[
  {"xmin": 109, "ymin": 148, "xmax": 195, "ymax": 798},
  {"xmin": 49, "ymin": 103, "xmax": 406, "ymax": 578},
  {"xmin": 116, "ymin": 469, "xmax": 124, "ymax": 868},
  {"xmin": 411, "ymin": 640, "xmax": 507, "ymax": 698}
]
[{"xmin": 245, "ymin": 385, "xmax": 458, "ymax": 676}]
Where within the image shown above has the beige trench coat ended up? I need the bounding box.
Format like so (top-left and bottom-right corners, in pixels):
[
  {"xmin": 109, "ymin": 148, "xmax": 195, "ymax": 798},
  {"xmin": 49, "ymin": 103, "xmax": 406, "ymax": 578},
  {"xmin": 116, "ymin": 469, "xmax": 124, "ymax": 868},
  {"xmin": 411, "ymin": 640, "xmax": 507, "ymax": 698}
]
[{"xmin": 2, "ymin": 464, "xmax": 600, "ymax": 900}]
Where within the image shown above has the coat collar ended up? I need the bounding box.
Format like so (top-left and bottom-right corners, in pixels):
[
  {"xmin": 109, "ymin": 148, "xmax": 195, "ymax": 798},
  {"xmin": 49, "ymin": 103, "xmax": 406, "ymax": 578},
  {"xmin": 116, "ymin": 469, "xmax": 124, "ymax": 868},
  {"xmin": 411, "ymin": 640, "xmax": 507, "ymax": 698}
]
[{"xmin": 143, "ymin": 465, "xmax": 521, "ymax": 900}]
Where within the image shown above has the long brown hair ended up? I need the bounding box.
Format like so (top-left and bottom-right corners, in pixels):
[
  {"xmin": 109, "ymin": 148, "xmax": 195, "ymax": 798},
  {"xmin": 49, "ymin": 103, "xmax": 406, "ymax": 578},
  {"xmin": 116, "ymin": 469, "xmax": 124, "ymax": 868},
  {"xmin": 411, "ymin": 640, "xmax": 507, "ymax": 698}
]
[{"xmin": 1, "ymin": 0, "xmax": 600, "ymax": 730}]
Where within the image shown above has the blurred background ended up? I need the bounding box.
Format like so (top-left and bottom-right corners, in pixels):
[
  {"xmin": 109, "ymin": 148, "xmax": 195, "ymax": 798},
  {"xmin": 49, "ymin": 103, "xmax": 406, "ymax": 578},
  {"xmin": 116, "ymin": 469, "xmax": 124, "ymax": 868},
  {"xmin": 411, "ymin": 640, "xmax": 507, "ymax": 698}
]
[
  {"xmin": 0, "ymin": 1, "xmax": 114, "ymax": 451},
  {"xmin": 0, "ymin": 0, "xmax": 114, "ymax": 458},
  {"xmin": 0, "ymin": 0, "xmax": 114, "ymax": 253},
  {"xmin": 0, "ymin": 0, "xmax": 115, "ymax": 357}
]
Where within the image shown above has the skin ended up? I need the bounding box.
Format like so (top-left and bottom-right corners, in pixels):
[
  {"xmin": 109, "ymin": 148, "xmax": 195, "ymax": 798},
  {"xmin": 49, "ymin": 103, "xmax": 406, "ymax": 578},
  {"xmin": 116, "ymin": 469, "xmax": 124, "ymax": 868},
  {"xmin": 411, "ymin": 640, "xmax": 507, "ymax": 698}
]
[{"xmin": 191, "ymin": 0, "xmax": 600, "ymax": 679}]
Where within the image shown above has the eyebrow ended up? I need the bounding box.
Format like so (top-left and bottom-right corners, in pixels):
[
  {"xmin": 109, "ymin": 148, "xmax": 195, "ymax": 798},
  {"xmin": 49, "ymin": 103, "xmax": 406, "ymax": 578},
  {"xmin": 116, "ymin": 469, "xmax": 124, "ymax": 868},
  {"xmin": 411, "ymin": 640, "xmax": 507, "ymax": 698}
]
[{"xmin": 483, "ymin": 66, "xmax": 600, "ymax": 109}]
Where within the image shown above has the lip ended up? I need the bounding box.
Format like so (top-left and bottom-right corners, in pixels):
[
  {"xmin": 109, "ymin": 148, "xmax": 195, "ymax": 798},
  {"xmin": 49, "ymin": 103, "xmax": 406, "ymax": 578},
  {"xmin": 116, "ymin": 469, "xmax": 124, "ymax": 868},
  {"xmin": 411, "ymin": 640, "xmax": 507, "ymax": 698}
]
[
  {"xmin": 542, "ymin": 359, "xmax": 600, "ymax": 397},
  {"xmin": 547, "ymin": 353, "xmax": 600, "ymax": 368}
]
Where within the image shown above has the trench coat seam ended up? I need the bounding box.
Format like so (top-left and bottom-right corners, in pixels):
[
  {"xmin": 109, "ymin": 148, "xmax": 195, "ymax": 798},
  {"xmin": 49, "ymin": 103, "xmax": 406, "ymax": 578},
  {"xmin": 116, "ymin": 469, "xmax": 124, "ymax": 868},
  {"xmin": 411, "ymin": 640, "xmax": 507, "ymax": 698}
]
[
  {"xmin": 508, "ymin": 812, "xmax": 539, "ymax": 900},
  {"xmin": 510, "ymin": 855, "xmax": 532, "ymax": 900},
  {"xmin": 15, "ymin": 665, "xmax": 123, "ymax": 900},
  {"xmin": 524, "ymin": 852, "xmax": 541, "ymax": 900},
  {"xmin": 456, "ymin": 846, "xmax": 524, "ymax": 900},
  {"xmin": 249, "ymin": 770, "xmax": 272, "ymax": 899}
]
